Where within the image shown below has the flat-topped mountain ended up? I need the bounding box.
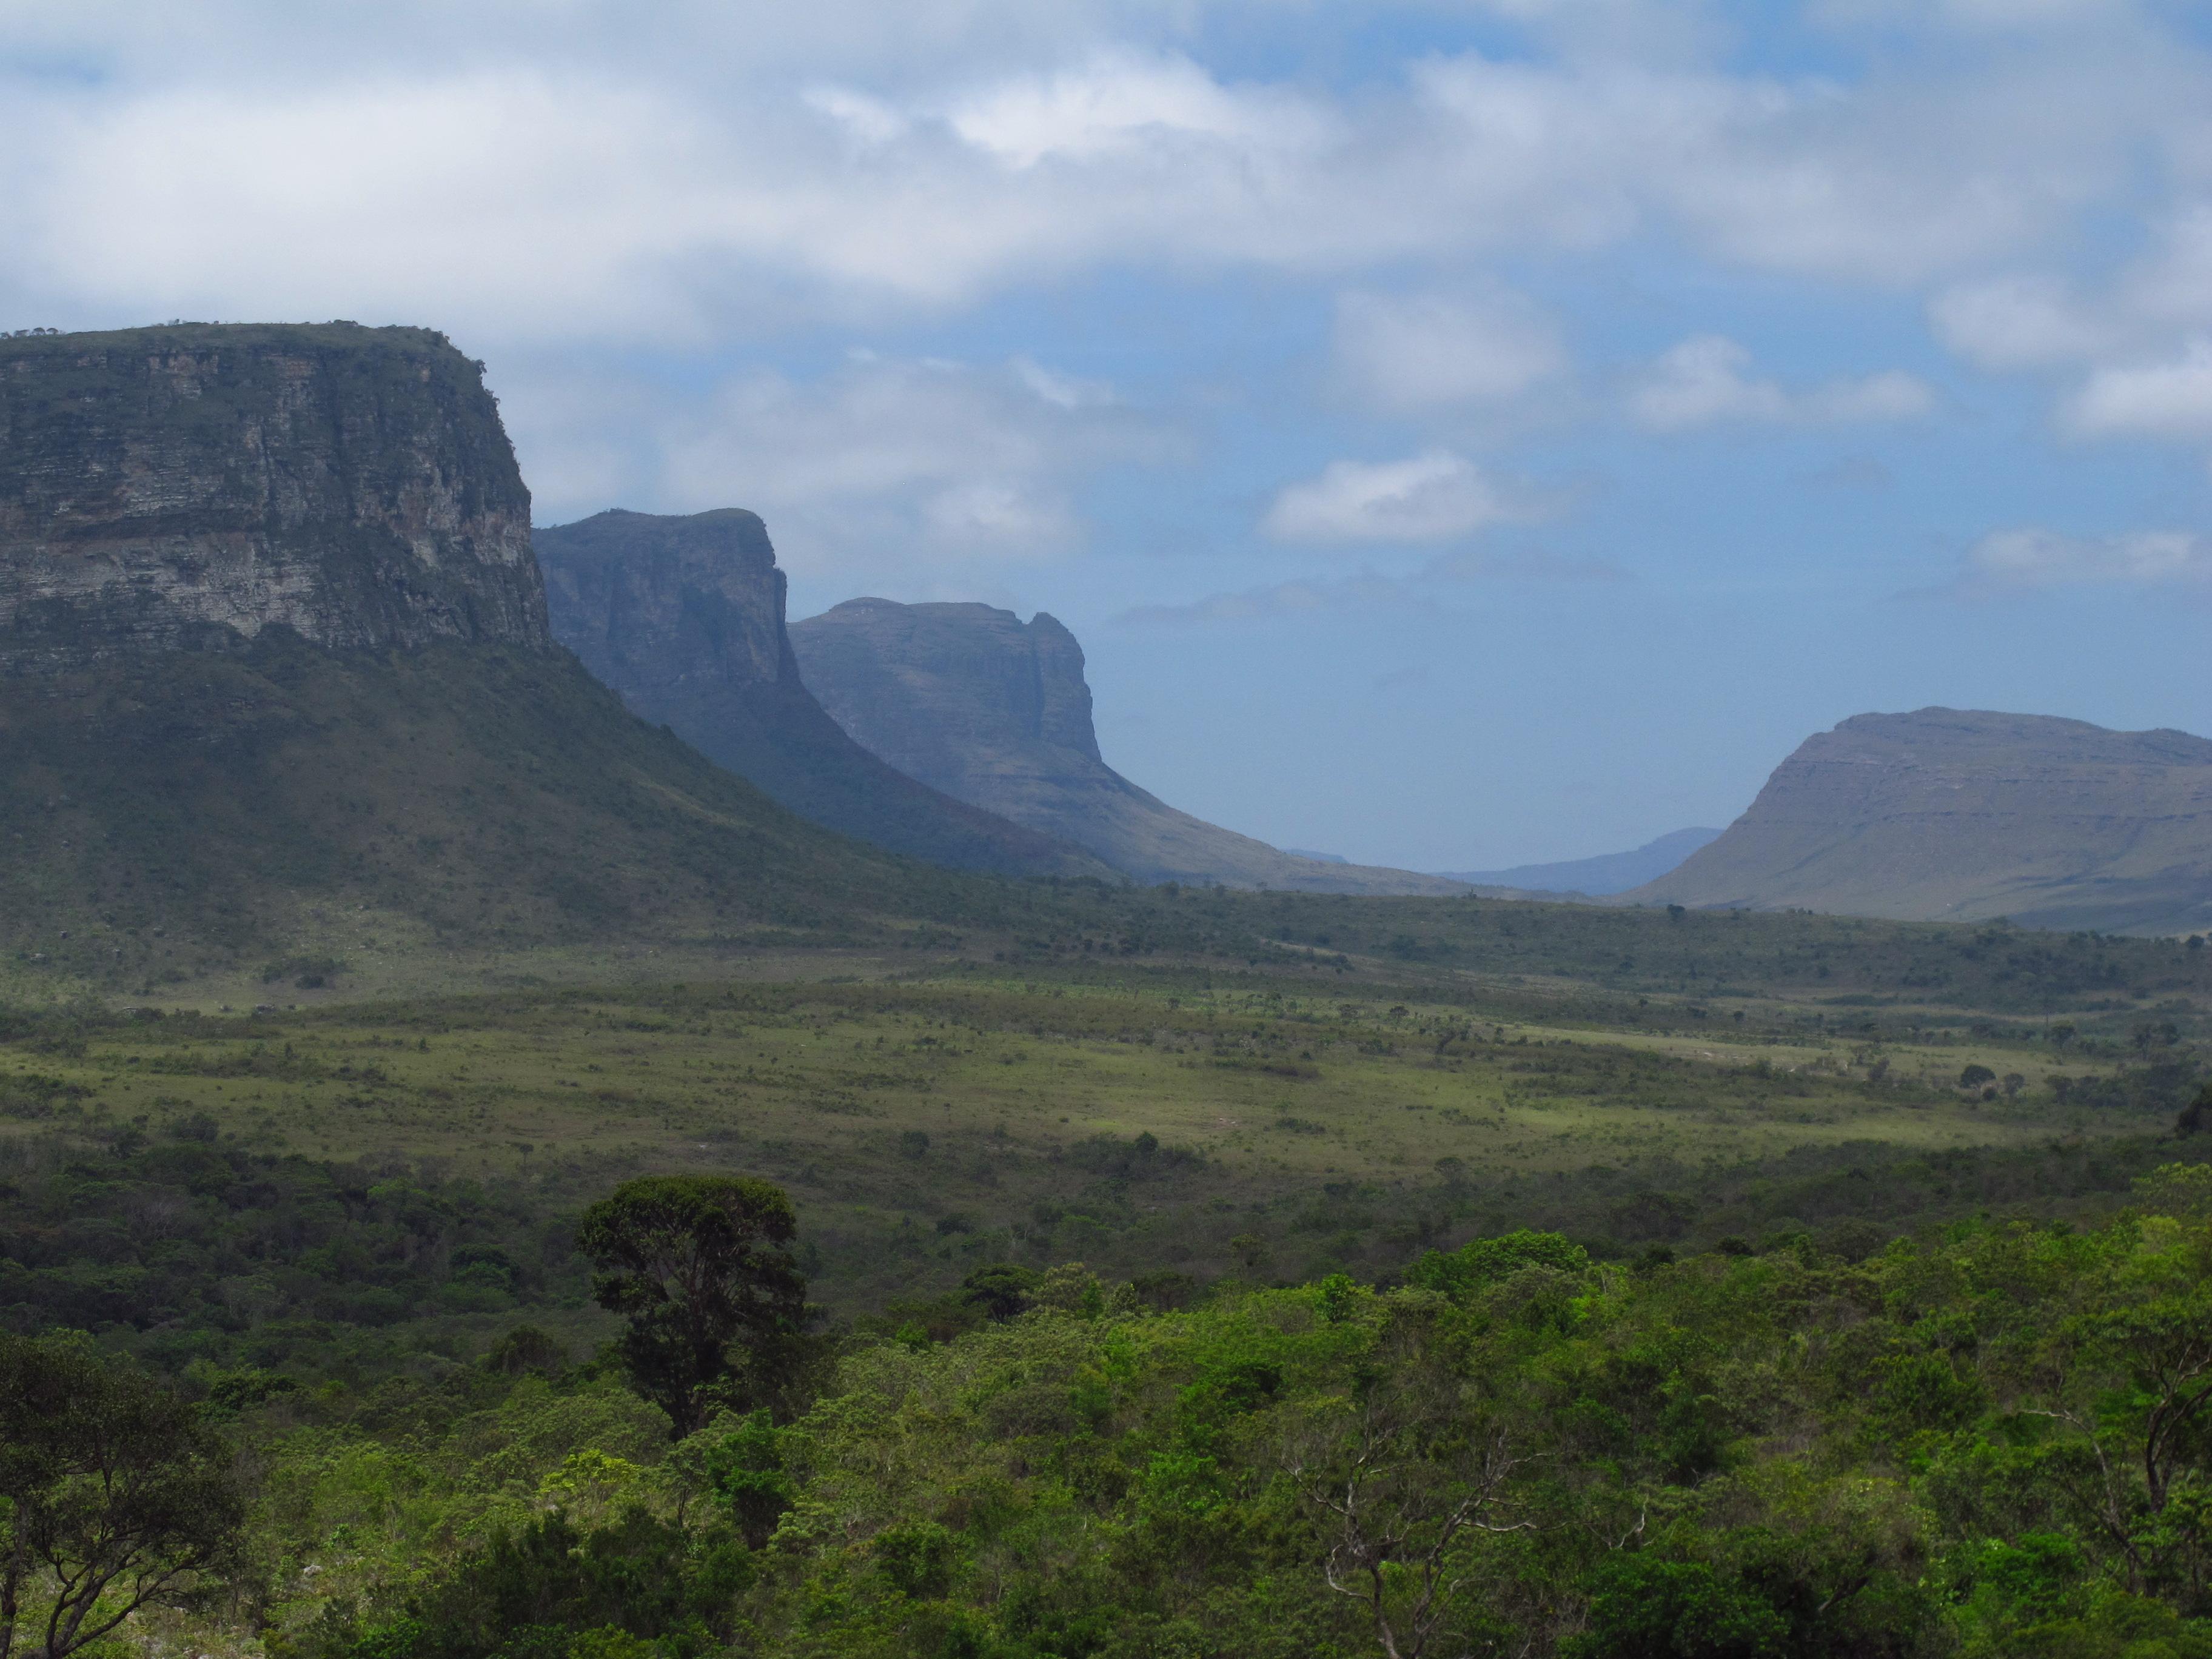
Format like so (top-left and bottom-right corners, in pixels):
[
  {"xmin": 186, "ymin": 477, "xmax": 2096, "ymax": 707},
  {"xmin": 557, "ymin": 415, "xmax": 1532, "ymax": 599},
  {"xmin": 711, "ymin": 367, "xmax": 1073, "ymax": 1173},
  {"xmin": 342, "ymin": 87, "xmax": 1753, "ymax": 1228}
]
[
  {"xmin": 0, "ymin": 323, "xmax": 548, "ymax": 672},
  {"xmin": 788, "ymin": 597, "xmax": 1465, "ymax": 895},
  {"xmin": 0, "ymin": 325, "xmax": 1014, "ymax": 987},
  {"xmin": 1630, "ymin": 708, "xmax": 2212, "ymax": 934},
  {"xmin": 534, "ymin": 509, "xmax": 1113, "ymax": 879}
]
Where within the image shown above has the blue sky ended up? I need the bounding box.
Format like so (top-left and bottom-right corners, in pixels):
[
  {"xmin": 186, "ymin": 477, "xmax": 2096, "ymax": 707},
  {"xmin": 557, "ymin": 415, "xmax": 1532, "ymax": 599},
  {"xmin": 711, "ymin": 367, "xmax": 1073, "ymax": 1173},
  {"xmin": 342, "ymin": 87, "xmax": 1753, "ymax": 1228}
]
[{"xmin": 4, "ymin": 0, "xmax": 2211, "ymax": 869}]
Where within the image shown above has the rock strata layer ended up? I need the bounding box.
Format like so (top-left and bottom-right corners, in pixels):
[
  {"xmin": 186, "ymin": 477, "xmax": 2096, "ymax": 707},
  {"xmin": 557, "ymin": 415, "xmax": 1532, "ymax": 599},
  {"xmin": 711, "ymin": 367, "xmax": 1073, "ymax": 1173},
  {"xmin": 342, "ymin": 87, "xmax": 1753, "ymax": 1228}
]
[
  {"xmin": 789, "ymin": 597, "xmax": 1467, "ymax": 895},
  {"xmin": 1629, "ymin": 708, "xmax": 2212, "ymax": 935},
  {"xmin": 0, "ymin": 322, "xmax": 548, "ymax": 674},
  {"xmin": 535, "ymin": 509, "xmax": 1114, "ymax": 879}
]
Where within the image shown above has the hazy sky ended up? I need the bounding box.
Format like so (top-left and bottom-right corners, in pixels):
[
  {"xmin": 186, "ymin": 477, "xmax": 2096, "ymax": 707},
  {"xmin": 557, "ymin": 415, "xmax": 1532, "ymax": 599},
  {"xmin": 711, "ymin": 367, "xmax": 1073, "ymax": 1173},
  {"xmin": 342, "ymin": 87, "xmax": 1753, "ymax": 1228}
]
[{"xmin": 6, "ymin": 1, "xmax": 2211, "ymax": 869}]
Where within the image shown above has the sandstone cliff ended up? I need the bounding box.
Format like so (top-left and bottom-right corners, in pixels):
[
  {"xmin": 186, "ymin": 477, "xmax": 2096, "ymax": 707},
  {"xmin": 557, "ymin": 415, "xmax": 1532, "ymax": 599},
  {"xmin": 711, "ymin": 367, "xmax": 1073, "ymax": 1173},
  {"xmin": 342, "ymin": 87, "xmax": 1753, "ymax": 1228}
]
[
  {"xmin": 0, "ymin": 327, "xmax": 1017, "ymax": 987},
  {"xmin": 1629, "ymin": 708, "xmax": 2212, "ymax": 935},
  {"xmin": 789, "ymin": 598, "xmax": 1467, "ymax": 895},
  {"xmin": 535, "ymin": 510, "xmax": 1116, "ymax": 879},
  {"xmin": 0, "ymin": 323, "xmax": 548, "ymax": 671}
]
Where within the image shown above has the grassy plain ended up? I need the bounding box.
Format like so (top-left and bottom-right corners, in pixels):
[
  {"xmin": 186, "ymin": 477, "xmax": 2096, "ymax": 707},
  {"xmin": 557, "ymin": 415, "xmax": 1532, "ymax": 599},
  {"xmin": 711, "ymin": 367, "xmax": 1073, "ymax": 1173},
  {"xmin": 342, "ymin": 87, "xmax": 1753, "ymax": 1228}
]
[{"xmin": 5, "ymin": 950, "xmax": 2197, "ymax": 1319}]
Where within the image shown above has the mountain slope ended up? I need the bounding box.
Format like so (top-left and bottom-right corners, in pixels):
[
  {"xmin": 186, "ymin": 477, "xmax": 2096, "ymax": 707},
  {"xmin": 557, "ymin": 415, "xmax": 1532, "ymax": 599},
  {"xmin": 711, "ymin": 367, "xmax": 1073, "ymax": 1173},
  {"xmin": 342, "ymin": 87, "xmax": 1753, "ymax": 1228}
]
[
  {"xmin": 1438, "ymin": 828, "xmax": 1721, "ymax": 896},
  {"xmin": 535, "ymin": 510, "xmax": 1111, "ymax": 880},
  {"xmin": 789, "ymin": 598, "xmax": 1466, "ymax": 895},
  {"xmin": 1629, "ymin": 708, "xmax": 2212, "ymax": 934},
  {"xmin": 0, "ymin": 324, "xmax": 1018, "ymax": 989}
]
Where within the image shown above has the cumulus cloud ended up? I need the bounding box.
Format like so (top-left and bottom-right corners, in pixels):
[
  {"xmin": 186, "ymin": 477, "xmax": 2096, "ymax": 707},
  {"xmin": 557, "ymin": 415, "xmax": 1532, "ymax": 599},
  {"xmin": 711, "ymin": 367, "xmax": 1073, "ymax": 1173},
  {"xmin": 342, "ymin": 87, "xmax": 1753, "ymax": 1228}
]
[
  {"xmin": 1626, "ymin": 335, "xmax": 1932, "ymax": 431},
  {"xmin": 518, "ymin": 350, "xmax": 1164, "ymax": 581},
  {"xmin": 1954, "ymin": 527, "xmax": 2212, "ymax": 595},
  {"xmin": 1929, "ymin": 274, "xmax": 2120, "ymax": 369},
  {"xmin": 0, "ymin": 4, "xmax": 2197, "ymax": 343},
  {"xmin": 1332, "ymin": 286, "xmax": 1565, "ymax": 413},
  {"xmin": 2065, "ymin": 338, "xmax": 2212, "ymax": 439},
  {"xmin": 1262, "ymin": 451, "xmax": 1531, "ymax": 543}
]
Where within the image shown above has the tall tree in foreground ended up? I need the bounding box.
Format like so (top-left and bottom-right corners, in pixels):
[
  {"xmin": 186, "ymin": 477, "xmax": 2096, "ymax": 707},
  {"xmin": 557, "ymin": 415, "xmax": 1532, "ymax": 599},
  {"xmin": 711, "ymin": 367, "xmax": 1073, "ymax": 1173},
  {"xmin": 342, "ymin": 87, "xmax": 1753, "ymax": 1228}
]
[
  {"xmin": 0, "ymin": 1336, "xmax": 244, "ymax": 1659},
  {"xmin": 576, "ymin": 1174, "xmax": 812, "ymax": 1438}
]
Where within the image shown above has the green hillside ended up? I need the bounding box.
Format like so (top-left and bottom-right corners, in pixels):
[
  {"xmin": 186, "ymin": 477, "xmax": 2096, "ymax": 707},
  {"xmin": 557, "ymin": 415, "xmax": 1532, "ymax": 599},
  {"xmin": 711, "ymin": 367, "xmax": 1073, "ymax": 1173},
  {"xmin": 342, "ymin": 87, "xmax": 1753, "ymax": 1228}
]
[{"xmin": 0, "ymin": 632, "xmax": 1008, "ymax": 991}]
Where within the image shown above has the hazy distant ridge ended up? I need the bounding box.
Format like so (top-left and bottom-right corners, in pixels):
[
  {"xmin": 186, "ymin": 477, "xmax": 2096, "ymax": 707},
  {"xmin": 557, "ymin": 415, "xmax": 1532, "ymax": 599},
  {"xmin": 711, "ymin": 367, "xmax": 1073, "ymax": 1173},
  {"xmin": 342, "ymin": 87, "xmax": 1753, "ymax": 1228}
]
[
  {"xmin": 1630, "ymin": 708, "xmax": 2212, "ymax": 936},
  {"xmin": 791, "ymin": 598, "xmax": 1466, "ymax": 895},
  {"xmin": 1436, "ymin": 827, "xmax": 1721, "ymax": 896}
]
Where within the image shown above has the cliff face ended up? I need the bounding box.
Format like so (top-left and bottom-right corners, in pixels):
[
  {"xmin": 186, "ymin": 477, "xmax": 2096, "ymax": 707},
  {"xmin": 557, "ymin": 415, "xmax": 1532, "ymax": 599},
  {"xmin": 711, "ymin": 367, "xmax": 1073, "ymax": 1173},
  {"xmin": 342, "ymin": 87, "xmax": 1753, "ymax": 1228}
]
[
  {"xmin": 789, "ymin": 598, "xmax": 1466, "ymax": 896},
  {"xmin": 0, "ymin": 332, "xmax": 1003, "ymax": 984},
  {"xmin": 1630, "ymin": 708, "xmax": 2212, "ymax": 935},
  {"xmin": 535, "ymin": 510, "xmax": 1115, "ymax": 879},
  {"xmin": 0, "ymin": 323, "xmax": 548, "ymax": 673}
]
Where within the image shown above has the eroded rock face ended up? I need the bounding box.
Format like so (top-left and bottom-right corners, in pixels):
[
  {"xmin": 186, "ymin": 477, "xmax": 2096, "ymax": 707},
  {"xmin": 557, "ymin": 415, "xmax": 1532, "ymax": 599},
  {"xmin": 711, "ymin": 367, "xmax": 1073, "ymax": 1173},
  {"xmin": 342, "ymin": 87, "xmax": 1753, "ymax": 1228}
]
[
  {"xmin": 0, "ymin": 323, "xmax": 548, "ymax": 674},
  {"xmin": 789, "ymin": 597, "xmax": 1467, "ymax": 895},
  {"xmin": 1631, "ymin": 708, "xmax": 2212, "ymax": 934},
  {"xmin": 535, "ymin": 509, "xmax": 1116, "ymax": 879}
]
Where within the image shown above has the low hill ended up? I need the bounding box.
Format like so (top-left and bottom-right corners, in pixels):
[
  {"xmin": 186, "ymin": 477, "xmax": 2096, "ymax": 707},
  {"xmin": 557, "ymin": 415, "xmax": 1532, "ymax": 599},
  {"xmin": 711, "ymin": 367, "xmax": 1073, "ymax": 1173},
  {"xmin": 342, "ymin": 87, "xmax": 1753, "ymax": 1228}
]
[
  {"xmin": 1630, "ymin": 708, "xmax": 2212, "ymax": 934},
  {"xmin": 788, "ymin": 598, "xmax": 1466, "ymax": 895},
  {"xmin": 535, "ymin": 509, "xmax": 1110, "ymax": 880},
  {"xmin": 1438, "ymin": 826, "xmax": 1720, "ymax": 896}
]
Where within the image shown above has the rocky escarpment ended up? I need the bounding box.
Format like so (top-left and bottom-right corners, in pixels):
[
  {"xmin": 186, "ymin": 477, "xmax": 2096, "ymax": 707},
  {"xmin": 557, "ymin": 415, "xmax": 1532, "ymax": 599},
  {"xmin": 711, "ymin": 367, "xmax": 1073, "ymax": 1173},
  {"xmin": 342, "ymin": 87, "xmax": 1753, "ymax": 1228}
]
[
  {"xmin": 1629, "ymin": 708, "xmax": 2212, "ymax": 935},
  {"xmin": 0, "ymin": 322, "xmax": 548, "ymax": 673},
  {"xmin": 535, "ymin": 510, "xmax": 1115, "ymax": 879},
  {"xmin": 789, "ymin": 598, "xmax": 1467, "ymax": 895},
  {"xmin": 0, "ymin": 329, "xmax": 1004, "ymax": 986}
]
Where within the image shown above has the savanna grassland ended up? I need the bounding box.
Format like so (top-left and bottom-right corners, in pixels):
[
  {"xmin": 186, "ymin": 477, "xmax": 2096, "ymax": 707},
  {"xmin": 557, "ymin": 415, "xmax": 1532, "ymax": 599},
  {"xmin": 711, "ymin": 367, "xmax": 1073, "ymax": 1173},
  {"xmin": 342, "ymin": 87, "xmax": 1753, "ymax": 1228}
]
[
  {"xmin": 5, "ymin": 910, "xmax": 2205, "ymax": 1328},
  {"xmin": 6, "ymin": 902, "xmax": 2212, "ymax": 1659}
]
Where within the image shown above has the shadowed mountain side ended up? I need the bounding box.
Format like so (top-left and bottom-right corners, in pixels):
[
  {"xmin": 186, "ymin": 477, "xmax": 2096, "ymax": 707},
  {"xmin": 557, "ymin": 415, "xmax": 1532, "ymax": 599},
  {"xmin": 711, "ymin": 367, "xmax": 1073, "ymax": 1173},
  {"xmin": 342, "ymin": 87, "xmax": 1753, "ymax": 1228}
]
[
  {"xmin": 1438, "ymin": 827, "xmax": 1722, "ymax": 896},
  {"xmin": 534, "ymin": 511, "xmax": 1116, "ymax": 881},
  {"xmin": 0, "ymin": 637, "xmax": 981, "ymax": 983},
  {"xmin": 1629, "ymin": 708, "xmax": 2212, "ymax": 936},
  {"xmin": 789, "ymin": 597, "xmax": 1466, "ymax": 895}
]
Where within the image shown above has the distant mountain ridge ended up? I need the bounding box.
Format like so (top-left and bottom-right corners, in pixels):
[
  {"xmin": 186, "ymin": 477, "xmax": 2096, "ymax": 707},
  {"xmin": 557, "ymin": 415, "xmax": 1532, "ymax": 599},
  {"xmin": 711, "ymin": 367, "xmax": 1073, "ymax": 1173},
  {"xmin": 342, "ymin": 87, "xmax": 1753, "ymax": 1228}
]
[
  {"xmin": 534, "ymin": 510, "xmax": 1113, "ymax": 880},
  {"xmin": 1437, "ymin": 828, "xmax": 1721, "ymax": 896},
  {"xmin": 789, "ymin": 597, "xmax": 1467, "ymax": 895},
  {"xmin": 1630, "ymin": 708, "xmax": 2212, "ymax": 936},
  {"xmin": 0, "ymin": 324, "xmax": 1049, "ymax": 987}
]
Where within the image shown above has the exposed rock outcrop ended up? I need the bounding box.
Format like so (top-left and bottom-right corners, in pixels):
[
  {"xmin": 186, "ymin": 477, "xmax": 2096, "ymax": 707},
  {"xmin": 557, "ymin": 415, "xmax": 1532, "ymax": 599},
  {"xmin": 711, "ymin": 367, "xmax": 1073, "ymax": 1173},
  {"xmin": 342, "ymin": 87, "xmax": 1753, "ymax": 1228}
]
[
  {"xmin": 0, "ymin": 328, "xmax": 996, "ymax": 984},
  {"xmin": 1629, "ymin": 708, "xmax": 2212, "ymax": 935},
  {"xmin": 0, "ymin": 323, "xmax": 549, "ymax": 672},
  {"xmin": 789, "ymin": 597, "xmax": 1467, "ymax": 895},
  {"xmin": 535, "ymin": 510, "xmax": 1116, "ymax": 879}
]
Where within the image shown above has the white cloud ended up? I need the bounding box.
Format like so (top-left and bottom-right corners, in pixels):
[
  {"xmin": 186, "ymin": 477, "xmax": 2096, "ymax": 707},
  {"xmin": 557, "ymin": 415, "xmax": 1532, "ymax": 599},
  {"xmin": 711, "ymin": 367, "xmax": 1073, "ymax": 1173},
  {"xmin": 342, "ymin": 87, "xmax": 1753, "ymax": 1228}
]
[
  {"xmin": 1262, "ymin": 451, "xmax": 1527, "ymax": 543},
  {"xmin": 1929, "ymin": 274, "xmax": 2119, "ymax": 369},
  {"xmin": 1, "ymin": 5, "xmax": 2198, "ymax": 345},
  {"xmin": 520, "ymin": 351, "xmax": 1164, "ymax": 581},
  {"xmin": 945, "ymin": 50, "xmax": 1327, "ymax": 168},
  {"xmin": 1957, "ymin": 527, "xmax": 2212, "ymax": 594},
  {"xmin": 1626, "ymin": 335, "xmax": 1932, "ymax": 431},
  {"xmin": 1332, "ymin": 286, "xmax": 1564, "ymax": 412},
  {"xmin": 2066, "ymin": 338, "xmax": 2212, "ymax": 439}
]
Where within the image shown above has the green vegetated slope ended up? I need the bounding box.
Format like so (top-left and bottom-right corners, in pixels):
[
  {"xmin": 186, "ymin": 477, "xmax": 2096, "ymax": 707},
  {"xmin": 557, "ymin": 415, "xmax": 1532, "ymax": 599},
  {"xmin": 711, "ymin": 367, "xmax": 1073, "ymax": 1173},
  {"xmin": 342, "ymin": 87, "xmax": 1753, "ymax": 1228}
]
[
  {"xmin": 0, "ymin": 632, "xmax": 1057, "ymax": 990},
  {"xmin": 10, "ymin": 1132, "xmax": 2212, "ymax": 1659}
]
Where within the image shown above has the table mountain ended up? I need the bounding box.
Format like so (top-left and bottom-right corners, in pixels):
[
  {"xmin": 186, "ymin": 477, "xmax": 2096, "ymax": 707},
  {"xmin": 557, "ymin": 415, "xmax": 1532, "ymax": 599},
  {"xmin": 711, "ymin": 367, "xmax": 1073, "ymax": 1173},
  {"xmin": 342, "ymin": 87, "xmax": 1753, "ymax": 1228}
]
[
  {"xmin": 0, "ymin": 324, "xmax": 1002, "ymax": 987},
  {"xmin": 788, "ymin": 598, "xmax": 1466, "ymax": 894},
  {"xmin": 535, "ymin": 509, "xmax": 1111, "ymax": 880},
  {"xmin": 1629, "ymin": 708, "xmax": 2212, "ymax": 935},
  {"xmin": 0, "ymin": 323, "xmax": 548, "ymax": 672}
]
